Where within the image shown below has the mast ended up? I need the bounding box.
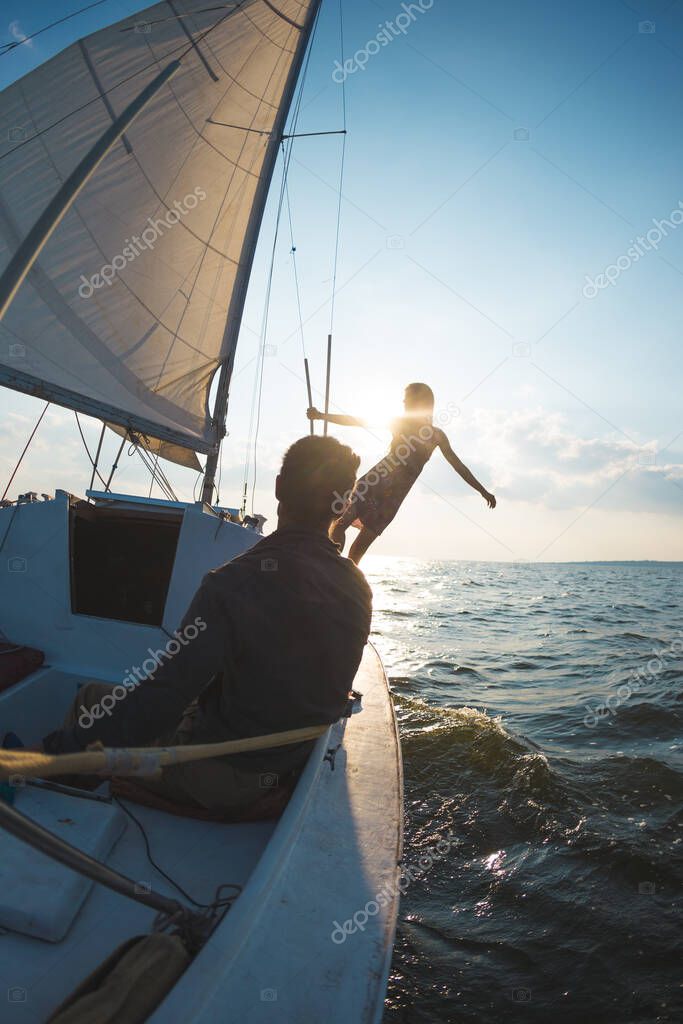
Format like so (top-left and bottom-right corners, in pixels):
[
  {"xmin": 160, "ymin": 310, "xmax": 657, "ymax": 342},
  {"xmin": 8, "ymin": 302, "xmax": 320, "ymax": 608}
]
[{"xmin": 202, "ymin": 0, "xmax": 323, "ymax": 505}]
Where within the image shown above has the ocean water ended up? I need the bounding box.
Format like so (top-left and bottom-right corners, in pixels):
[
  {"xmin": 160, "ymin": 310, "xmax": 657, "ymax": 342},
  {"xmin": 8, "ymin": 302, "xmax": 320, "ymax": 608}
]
[{"xmin": 363, "ymin": 558, "xmax": 683, "ymax": 1024}]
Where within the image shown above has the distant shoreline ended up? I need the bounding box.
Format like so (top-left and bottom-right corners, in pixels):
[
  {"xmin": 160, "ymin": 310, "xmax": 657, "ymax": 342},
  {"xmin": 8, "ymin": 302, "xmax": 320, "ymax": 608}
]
[{"xmin": 369, "ymin": 555, "xmax": 683, "ymax": 566}]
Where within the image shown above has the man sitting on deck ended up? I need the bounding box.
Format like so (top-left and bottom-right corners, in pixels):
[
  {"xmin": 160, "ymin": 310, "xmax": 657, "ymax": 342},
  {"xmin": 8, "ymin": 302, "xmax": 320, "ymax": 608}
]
[{"xmin": 42, "ymin": 435, "xmax": 372, "ymax": 818}]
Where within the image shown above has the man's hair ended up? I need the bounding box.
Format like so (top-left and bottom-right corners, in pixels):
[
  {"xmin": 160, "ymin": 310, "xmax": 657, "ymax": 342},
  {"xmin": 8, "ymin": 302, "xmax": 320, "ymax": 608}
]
[
  {"xmin": 279, "ymin": 435, "xmax": 360, "ymax": 526},
  {"xmin": 405, "ymin": 382, "xmax": 435, "ymax": 411}
]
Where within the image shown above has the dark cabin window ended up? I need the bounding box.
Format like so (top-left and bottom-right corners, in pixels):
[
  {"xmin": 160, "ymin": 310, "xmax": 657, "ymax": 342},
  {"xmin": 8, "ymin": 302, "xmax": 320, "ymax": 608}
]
[{"xmin": 70, "ymin": 503, "xmax": 182, "ymax": 626}]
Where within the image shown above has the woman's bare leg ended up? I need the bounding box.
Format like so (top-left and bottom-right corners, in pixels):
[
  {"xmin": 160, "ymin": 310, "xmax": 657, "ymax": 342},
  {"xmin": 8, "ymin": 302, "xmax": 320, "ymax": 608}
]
[
  {"xmin": 348, "ymin": 527, "xmax": 377, "ymax": 565},
  {"xmin": 329, "ymin": 519, "xmax": 346, "ymax": 551}
]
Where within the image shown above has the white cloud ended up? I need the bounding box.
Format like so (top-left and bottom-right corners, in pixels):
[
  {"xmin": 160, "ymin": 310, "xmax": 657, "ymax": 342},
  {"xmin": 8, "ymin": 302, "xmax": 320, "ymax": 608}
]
[
  {"xmin": 8, "ymin": 21, "xmax": 32, "ymax": 48},
  {"xmin": 424, "ymin": 407, "xmax": 683, "ymax": 514}
]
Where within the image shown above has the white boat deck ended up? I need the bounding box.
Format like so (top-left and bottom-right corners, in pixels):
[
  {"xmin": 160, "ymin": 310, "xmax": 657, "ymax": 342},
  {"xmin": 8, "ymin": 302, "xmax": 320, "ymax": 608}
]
[
  {"xmin": 0, "ymin": 495, "xmax": 402, "ymax": 1023},
  {"xmin": 0, "ymin": 665, "xmax": 278, "ymax": 1021},
  {"xmin": 0, "ymin": 647, "xmax": 401, "ymax": 1023}
]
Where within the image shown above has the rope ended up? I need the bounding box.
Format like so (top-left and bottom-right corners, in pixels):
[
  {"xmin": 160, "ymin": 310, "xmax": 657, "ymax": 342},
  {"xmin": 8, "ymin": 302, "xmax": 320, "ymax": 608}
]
[
  {"xmin": 1, "ymin": 401, "xmax": 49, "ymax": 502},
  {"xmin": 0, "ymin": 724, "xmax": 328, "ymax": 781}
]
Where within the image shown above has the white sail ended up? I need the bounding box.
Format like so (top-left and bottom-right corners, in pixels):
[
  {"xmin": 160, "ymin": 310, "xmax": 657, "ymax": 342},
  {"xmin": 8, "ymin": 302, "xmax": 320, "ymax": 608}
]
[{"xmin": 0, "ymin": 0, "xmax": 317, "ymax": 460}]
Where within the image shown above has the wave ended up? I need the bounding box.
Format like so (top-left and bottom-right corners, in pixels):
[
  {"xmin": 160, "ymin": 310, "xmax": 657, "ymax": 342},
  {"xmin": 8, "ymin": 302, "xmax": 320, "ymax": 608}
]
[
  {"xmin": 423, "ymin": 660, "xmax": 481, "ymax": 677},
  {"xmin": 603, "ymin": 700, "xmax": 683, "ymax": 733},
  {"xmin": 395, "ymin": 694, "xmax": 560, "ymax": 797}
]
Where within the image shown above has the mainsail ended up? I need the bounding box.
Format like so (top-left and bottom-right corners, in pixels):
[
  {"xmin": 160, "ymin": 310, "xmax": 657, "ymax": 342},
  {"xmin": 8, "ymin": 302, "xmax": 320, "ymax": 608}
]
[{"xmin": 0, "ymin": 0, "xmax": 320, "ymax": 466}]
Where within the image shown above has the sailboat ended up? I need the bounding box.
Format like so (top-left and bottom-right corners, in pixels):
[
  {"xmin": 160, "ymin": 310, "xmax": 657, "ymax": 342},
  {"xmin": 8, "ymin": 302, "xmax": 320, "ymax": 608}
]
[{"xmin": 0, "ymin": 2, "xmax": 402, "ymax": 1021}]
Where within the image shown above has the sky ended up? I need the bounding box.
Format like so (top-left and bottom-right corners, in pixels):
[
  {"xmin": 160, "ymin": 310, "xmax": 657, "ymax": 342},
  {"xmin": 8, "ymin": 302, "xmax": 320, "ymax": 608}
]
[{"xmin": 1, "ymin": 0, "xmax": 682, "ymax": 562}]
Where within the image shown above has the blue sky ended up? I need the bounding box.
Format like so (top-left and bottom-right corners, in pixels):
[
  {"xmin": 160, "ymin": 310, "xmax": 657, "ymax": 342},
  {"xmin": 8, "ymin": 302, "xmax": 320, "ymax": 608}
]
[{"xmin": 1, "ymin": 0, "xmax": 682, "ymax": 561}]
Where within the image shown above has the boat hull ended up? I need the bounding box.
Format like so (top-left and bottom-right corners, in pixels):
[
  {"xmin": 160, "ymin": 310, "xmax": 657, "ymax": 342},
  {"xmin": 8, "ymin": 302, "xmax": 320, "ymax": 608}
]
[
  {"xmin": 0, "ymin": 492, "xmax": 402, "ymax": 1022},
  {"xmin": 149, "ymin": 642, "xmax": 403, "ymax": 1024}
]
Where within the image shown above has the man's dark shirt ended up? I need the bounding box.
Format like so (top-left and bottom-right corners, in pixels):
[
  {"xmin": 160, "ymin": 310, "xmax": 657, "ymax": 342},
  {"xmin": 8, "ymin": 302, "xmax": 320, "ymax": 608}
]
[{"xmin": 44, "ymin": 529, "xmax": 372, "ymax": 773}]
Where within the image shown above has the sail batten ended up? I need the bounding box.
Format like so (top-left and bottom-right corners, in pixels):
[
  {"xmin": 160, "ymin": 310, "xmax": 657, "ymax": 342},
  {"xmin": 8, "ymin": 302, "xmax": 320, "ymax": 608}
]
[{"xmin": 0, "ymin": 0, "xmax": 318, "ymax": 461}]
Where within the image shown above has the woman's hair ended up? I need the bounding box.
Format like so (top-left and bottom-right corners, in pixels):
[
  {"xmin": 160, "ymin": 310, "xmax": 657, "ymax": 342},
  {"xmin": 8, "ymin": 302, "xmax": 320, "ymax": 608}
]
[
  {"xmin": 404, "ymin": 382, "xmax": 435, "ymax": 412},
  {"xmin": 278, "ymin": 435, "xmax": 360, "ymax": 526}
]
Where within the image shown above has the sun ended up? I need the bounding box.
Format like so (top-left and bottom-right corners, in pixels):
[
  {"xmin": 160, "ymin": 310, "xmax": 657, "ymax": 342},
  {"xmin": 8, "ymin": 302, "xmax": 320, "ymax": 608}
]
[{"xmin": 355, "ymin": 386, "xmax": 403, "ymax": 429}]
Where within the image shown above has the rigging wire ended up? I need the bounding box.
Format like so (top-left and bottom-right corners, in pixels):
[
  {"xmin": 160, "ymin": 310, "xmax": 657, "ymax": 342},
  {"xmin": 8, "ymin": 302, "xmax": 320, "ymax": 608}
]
[
  {"xmin": 244, "ymin": 4, "xmax": 322, "ymax": 514},
  {"xmin": 193, "ymin": 467, "xmax": 205, "ymax": 503},
  {"xmin": 148, "ymin": 453, "xmax": 161, "ymax": 499},
  {"xmin": 131, "ymin": 441, "xmax": 178, "ymax": 501},
  {"xmin": 284, "ymin": 157, "xmax": 314, "ymax": 436},
  {"xmin": 147, "ymin": 452, "xmax": 177, "ymax": 502},
  {"xmin": 242, "ymin": 151, "xmax": 290, "ymax": 515},
  {"xmin": 0, "ymin": 2, "xmax": 250, "ymax": 165},
  {"xmin": 88, "ymin": 422, "xmax": 106, "ymax": 492},
  {"xmin": 103, "ymin": 433, "xmax": 126, "ymax": 492},
  {"xmin": 75, "ymin": 413, "xmax": 110, "ymax": 491},
  {"xmin": 328, "ymin": 0, "xmax": 348, "ymax": 335},
  {"xmin": 1, "ymin": 2, "xmax": 334, "ymax": 514},
  {"xmin": 215, "ymin": 440, "xmax": 223, "ymax": 506},
  {"xmin": 0, "ymin": 0, "xmax": 111, "ymax": 57},
  {"xmin": 284, "ymin": 171, "xmax": 308, "ymax": 367},
  {"xmin": 1, "ymin": 401, "xmax": 49, "ymax": 502}
]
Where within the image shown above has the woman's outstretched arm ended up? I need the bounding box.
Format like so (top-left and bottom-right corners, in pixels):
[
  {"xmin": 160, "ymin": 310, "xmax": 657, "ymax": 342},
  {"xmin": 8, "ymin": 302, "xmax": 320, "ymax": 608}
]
[
  {"xmin": 435, "ymin": 429, "xmax": 497, "ymax": 508},
  {"xmin": 307, "ymin": 407, "xmax": 367, "ymax": 428}
]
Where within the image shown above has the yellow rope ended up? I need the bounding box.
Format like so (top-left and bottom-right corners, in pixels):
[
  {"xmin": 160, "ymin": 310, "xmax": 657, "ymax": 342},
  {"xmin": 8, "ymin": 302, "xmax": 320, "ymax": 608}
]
[{"xmin": 0, "ymin": 725, "xmax": 329, "ymax": 781}]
